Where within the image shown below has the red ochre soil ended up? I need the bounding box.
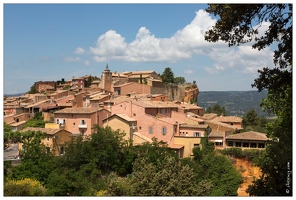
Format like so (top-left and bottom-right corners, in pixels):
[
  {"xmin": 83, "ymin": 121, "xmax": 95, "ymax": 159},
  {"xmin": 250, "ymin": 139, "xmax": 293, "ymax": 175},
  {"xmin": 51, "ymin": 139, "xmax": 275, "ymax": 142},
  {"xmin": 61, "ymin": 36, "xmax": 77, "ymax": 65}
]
[{"xmin": 234, "ymin": 158, "xmax": 262, "ymax": 196}]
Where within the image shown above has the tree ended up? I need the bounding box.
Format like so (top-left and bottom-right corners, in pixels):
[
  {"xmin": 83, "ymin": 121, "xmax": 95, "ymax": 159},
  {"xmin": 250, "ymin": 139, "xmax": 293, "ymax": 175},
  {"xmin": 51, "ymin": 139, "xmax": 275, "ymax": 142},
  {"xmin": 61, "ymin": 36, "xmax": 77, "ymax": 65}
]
[
  {"xmin": 243, "ymin": 109, "xmax": 259, "ymax": 127},
  {"xmin": 4, "ymin": 122, "xmax": 12, "ymax": 147},
  {"xmin": 140, "ymin": 74, "xmax": 143, "ymax": 84},
  {"xmin": 205, "ymin": 4, "xmax": 292, "ymax": 196},
  {"xmin": 174, "ymin": 77, "xmax": 186, "ymax": 84},
  {"xmin": 86, "ymin": 76, "xmax": 93, "ymax": 87},
  {"xmin": 242, "ymin": 109, "xmax": 269, "ymax": 132},
  {"xmin": 28, "ymin": 84, "xmax": 38, "ymax": 94},
  {"xmin": 21, "ymin": 112, "xmax": 47, "ymax": 129},
  {"xmin": 7, "ymin": 130, "xmax": 57, "ymax": 186},
  {"xmin": 161, "ymin": 67, "xmax": 175, "ymax": 84},
  {"xmin": 130, "ymin": 155, "xmax": 201, "ymax": 196},
  {"xmin": 205, "ymin": 103, "xmax": 226, "ymax": 116}
]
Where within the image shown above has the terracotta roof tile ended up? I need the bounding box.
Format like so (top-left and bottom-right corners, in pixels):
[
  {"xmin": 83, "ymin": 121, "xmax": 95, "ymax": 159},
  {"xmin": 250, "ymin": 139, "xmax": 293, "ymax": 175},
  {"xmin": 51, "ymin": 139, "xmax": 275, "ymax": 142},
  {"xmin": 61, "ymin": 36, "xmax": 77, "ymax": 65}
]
[
  {"xmin": 226, "ymin": 131, "xmax": 268, "ymax": 141},
  {"xmin": 213, "ymin": 116, "xmax": 242, "ymax": 123},
  {"xmin": 208, "ymin": 132, "xmax": 224, "ymax": 137},
  {"xmin": 20, "ymin": 127, "xmax": 60, "ymax": 135},
  {"xmin": 54, "ymin": 107, "xmax": 102, "ymax": 114}
]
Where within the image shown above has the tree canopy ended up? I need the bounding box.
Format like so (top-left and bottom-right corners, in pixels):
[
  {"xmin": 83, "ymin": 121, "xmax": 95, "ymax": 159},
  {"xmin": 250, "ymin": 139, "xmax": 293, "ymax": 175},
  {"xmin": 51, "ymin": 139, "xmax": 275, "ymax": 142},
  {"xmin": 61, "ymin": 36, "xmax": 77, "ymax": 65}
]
[{"xmin": 161, "ymin": 67, "xmax": 175, "ymax": 84}]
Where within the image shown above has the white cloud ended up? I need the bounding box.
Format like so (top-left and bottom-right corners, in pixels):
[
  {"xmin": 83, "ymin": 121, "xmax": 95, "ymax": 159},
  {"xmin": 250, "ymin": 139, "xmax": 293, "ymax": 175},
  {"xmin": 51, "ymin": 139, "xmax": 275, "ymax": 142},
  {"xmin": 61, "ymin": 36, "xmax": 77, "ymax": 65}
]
[
  {"xmin": 84, "ymin": 60, "xmax": 90, "ymax": 66},
  {"xmin": 64, "ymin": 57, "xmax": 81, "ymax": 62},
  {"xmin": 74, "ymin": 47, "xmax": 86, "ymax": 54},
  {"xmin": 184, "ymin": 69, "xmax": 194, "ymax": 74},
  {"xmin": 86, "ymin": 9, "xmax": 274, "ymax": 76},
  {"xmin": 88, "ymin": 10, "xmax": 218, "ymax": 63}
]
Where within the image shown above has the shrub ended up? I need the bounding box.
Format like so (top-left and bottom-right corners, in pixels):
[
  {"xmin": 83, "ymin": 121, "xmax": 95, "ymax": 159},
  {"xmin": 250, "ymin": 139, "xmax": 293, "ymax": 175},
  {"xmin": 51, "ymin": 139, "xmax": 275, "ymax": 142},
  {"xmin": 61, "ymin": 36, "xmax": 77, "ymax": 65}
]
[{"xmin": 4, "ymin": 178, "xmax": 47, "ymax": 196}]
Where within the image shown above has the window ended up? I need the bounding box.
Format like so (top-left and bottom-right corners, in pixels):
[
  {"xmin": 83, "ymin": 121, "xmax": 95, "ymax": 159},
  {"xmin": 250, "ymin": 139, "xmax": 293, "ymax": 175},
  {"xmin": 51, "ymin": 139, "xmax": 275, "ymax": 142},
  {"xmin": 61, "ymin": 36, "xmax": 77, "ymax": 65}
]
[
  {"xmin": 46, "ymin": 147, "xmax": 50, "ymax": 153},
  {"xmin": 194, "ymin": 132, "xmax": 200, "ymax": 137},
  {"xmin": 46, "ymin": 135, "xmax": 50, "ymax": 142},
  {"xmin": 194, "ymin": 144, "xmax": 200, "ymax": 148},
  {"xmin": 235, "ymin": 142, "xmax": 241, "ymax": 147},
  {"xmin": 81, "ymin": 130, "xmax": 85, "ymax": 136},
  {"xmin": 250, "ymin": 143, "xmax": 257, "ymax": 148},
  {"xmin": 243, "ymin": 142, "xmax": 249, "ymax": 147},
  {"xmin": 81, "ymin": 120, "xmax": 85, "ymax": 125},
  {"xmin": 60, "ymin": 146, "xmax": 64, "ymax": 155},
  {"xmin": 133, "ymin": 113, "xmax": 136, "ymax": 117},
  {"xmin": 57, "ymin": 119, "xmax": 59, "ymax": 124},
  {"xmin": 228, "ymin": 141, "xmax": 233, "ymax": 146},
  {"xmin": 139, "ymin": 126, "xmax": 142, "ymax": 131},
  {"xmin": 162, "ymin": 127, "xmax": 166, "ymax": 135},
  {"xmin": 258, "ymin": 143, "xmax": 265, "ymax": 148},
  {"xmin": 63, "ymin": 119, "xmax": 66, "ymax": 124},
  {"xmin": 149, "ymin": 126, "xmax": 153, "ymax": 134},
  {"xmin": 159, "ymin": 108, "xmax": 162, "ymax": 114},
  {"xmin": 215, "ymin": 141, "xmax": 223, "ymax": 146}
]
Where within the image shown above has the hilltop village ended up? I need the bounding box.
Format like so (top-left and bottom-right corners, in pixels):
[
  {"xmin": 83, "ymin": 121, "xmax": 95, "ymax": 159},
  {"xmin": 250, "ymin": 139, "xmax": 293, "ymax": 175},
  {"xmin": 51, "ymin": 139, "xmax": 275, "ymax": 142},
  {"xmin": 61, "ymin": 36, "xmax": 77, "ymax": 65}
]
[{"xmin": 4, "ymin": 65, "xmax": 268, "ymax": 158}]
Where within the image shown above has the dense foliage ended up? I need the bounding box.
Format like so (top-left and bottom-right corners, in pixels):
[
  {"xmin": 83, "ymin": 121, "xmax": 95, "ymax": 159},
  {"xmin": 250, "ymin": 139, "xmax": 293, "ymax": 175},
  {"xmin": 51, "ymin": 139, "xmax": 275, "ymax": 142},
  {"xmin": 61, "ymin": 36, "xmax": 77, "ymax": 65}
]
[
  {"xmin": 21, "ymin": 112, "xmax": 48, "ymax": 129},
  {"xmin": 205, "ymin": 103, "xmax": 226, "ymax": 116},
  {"xmin": 205, "ymin": 4, "xmax": 292, "ymax": 196},
  {"xmin": 4, "ymin": 126, "xmax": 243, "ymax": 196}
]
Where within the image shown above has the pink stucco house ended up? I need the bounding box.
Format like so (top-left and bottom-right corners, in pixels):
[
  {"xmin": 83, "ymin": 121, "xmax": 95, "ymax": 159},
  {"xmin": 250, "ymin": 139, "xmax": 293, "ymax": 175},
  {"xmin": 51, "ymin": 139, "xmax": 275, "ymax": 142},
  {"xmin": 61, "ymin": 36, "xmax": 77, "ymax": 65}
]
[
  {"xmin": 109, "ymin": 98, "xmax": 210, "ymax": 157},
  {"xmin": 53, "ymin": 107, "xmax": 110, "ymax": 136}
]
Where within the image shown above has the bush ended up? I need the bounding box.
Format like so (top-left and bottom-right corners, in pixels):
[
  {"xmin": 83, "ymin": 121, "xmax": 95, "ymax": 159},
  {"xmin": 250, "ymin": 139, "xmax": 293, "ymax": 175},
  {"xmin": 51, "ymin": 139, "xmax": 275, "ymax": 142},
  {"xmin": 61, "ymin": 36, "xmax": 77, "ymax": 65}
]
[{"xmin": 4, "ymin": 178, "xmax": 47, "ymax": 196}]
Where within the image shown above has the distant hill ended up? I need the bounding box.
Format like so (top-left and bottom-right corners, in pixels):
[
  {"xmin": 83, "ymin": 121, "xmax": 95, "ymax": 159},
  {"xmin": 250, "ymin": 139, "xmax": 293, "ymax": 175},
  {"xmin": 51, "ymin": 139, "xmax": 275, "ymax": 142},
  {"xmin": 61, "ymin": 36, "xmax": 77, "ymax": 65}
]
[
  {"xmin": 197, "ymin": 90, "xmax": 272, "ymax": 117},
  {"xmin": 4, "ymin": 93, "xmax": 26, "ymax": 97}
]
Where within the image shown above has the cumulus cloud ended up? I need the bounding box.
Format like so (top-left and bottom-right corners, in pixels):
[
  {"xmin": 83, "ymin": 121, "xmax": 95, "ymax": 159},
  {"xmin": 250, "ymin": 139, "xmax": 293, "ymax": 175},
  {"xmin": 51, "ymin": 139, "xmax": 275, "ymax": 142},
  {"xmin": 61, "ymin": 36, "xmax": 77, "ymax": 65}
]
[
  {"xmin": 74, "ymin": 47, "xmax": 86, "ymax": 54},
  {"xmin": 84, "ymin": 9, "xmax": 274, "ymax": 75},
  {"xmin": 84, "ymin": 60, "xmax": 90, "ymax": 65},
  {"xmin": 88, "ymin": 10, "xmax": 218, "ymax": 63},
  {"xmin": 64, "ymin": 57, "xmax": 81, "ymax": 62},
  {"xmin": 203, "ymin": 44, "xmax": 274, "ymax": 75}
]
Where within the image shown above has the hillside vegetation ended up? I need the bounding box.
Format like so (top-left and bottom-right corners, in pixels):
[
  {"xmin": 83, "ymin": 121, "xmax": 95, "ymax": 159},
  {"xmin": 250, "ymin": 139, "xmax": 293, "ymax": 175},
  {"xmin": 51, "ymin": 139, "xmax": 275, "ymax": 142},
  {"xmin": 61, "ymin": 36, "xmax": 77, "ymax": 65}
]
[{"xmin": 198, "ymin": 90, "xmax": 270, "ymax": 117}]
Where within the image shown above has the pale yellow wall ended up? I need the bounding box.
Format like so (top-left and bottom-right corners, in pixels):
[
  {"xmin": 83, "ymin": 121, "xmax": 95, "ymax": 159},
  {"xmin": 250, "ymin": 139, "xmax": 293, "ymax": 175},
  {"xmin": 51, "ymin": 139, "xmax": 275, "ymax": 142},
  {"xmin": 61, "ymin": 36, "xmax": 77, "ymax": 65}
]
[
  {"xmin": 103, "ymin": 118, "xmax": 134, "ymax": 141},
  {"xmin": 45, "ymin": 123, "xmax": 60, "ymax": 129},
  {"xmin": 173, "ymin": 136, "xmax": 202, "ymax": 158},
  {"xmin": 133, "ymin": 134, "xmax": 150, "ymax": 145}
]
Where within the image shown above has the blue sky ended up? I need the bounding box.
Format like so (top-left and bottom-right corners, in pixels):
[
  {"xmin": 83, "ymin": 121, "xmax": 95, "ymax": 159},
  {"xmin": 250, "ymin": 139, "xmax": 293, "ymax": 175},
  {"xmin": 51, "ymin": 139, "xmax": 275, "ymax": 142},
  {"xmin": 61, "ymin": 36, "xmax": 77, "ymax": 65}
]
[{"xmin": 3, "ymin": 3, "xmax": 277, "ymax": 94}]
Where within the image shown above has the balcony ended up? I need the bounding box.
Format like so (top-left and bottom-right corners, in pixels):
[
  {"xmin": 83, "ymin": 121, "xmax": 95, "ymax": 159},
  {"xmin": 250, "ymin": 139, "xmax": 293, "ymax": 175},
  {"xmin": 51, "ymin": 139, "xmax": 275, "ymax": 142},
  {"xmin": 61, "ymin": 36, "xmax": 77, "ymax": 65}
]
[{"xmin": 78, "ymin": 123, "xmax": 87, "ymax": 128}]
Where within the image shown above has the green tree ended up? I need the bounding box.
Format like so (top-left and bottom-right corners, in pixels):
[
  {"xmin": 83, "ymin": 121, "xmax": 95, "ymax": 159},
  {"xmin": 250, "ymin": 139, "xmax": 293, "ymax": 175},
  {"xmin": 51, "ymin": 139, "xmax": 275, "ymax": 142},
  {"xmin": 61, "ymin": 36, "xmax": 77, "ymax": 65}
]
[
  {"xmin": 243, "ymin": 109, "xmax": 259, "ymax": 127},
  {"xmin": 242, "ymin": 109, "xmax": 269, "ymax": 132},
  {"xmin": 7, "ymin": 130, "xmax": 56, "ymax": 185},
  {"xmin": 21, "ymin": 112, "xmax": 47, "ymax": 129},
  {"xmin": 4, "ymin": 122, "xmax": 12, "ymax": 147},
  {"xmin": 130, "ymin": 155, "xmax": 201, "ymax": 196},
  {"xmin": 205, "ymin": 104, "xmax": 226, "ymax": 116},
  {"xmin": 28, "ymin": 84, "xmax": 38, "ymax": 94},
  {"xmin": 205, "ymin": 4, "xmax": 292, "ymax": 196},
  {"xmin": 140, "ymin": 74, "xmax": 143, "ymax": 84},
  {"xmin": 86, "ymin": 75, "xmax": 93, "ymax": 87},
  {"xmin": 174, "ymin": 77, "xmax": 186, "ymax": 84},
  {"xmin": 161, "ymin": 67, "xmax": 175, "ymax": 84}
]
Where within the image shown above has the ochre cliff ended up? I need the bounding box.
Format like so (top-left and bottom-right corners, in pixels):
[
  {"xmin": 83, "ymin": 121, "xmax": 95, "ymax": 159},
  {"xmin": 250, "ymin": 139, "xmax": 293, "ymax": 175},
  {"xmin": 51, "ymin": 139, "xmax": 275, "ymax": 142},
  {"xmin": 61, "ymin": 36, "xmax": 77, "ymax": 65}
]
[{"xmin": 233, "ymin": 158, "xmax": 262, "ymax": 196}]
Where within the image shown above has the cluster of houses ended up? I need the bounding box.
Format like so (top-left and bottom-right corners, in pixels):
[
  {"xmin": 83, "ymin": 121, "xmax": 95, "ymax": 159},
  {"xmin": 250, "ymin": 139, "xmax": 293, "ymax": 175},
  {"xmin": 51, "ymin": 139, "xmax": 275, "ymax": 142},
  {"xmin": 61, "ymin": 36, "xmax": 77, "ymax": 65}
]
[{"xmin": 4, "ymin": 65, "xmax": 269, "ymax": 158}]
